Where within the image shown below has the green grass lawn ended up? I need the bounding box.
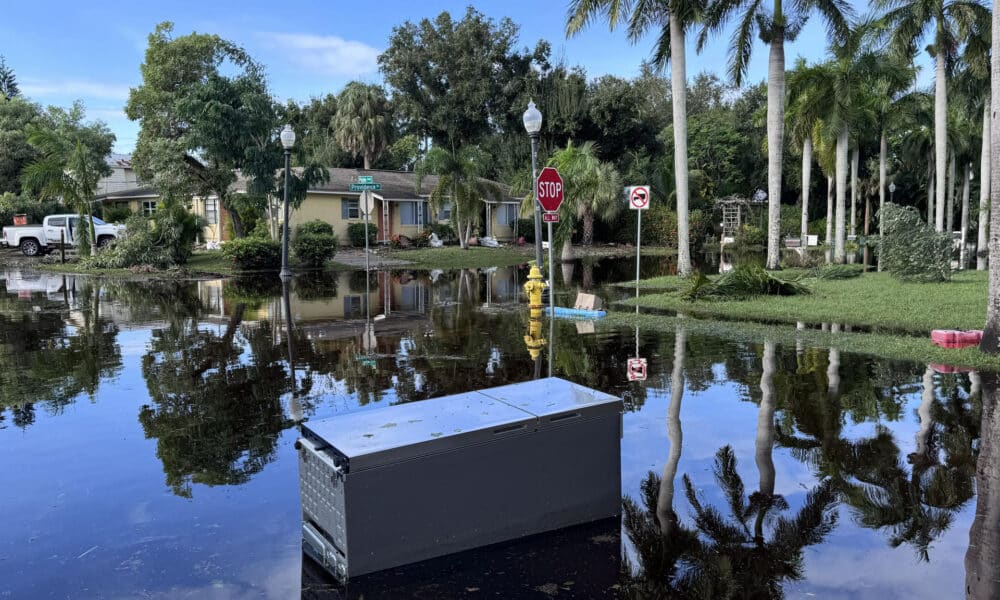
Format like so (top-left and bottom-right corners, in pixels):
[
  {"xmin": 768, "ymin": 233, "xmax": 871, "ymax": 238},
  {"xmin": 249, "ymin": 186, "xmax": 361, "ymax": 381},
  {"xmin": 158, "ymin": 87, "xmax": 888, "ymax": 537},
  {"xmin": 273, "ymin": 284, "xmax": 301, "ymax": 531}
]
[
  {"xmin": 384, "ymin": 246, "xmax": 534, "ymax": 269},
  {"xmin": 604, "ymin": 311, "xmax": 1000, "ymax": 370},
  {"xmin": 37, "ymin": 250, "xmax": 241, "ymax": 278},
  {"xmin": 624, "ymin": 270, "xmax": 987, "ymax": 333},
  {"xmin": 611, "ymin": 275, "xmax": 688, "ymax": 291}
]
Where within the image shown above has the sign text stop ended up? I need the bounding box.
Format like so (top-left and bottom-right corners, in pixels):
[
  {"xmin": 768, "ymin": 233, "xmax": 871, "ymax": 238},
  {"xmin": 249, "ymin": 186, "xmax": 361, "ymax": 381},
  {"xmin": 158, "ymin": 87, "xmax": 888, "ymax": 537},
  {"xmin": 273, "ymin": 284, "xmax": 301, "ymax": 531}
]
[{"xmin": 536, "ymin": 167, "xmax": 564, "ymax": 212}]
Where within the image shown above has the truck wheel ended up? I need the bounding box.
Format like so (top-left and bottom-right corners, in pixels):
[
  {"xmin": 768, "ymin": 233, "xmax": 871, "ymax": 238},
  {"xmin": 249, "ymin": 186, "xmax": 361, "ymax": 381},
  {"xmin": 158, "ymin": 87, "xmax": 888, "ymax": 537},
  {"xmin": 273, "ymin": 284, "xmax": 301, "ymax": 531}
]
[
  {"xmin": 20, "ymin": 238, "xmax": 40, "ymax": 257},
  {"xmin": 97, "ymin": 236, "xmax": 113, "ymax": 248}
]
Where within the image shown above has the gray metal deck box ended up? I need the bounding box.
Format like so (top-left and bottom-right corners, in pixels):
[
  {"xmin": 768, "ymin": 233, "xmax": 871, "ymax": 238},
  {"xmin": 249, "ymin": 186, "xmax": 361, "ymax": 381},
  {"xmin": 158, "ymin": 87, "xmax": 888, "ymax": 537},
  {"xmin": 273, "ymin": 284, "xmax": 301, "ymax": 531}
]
[{"xmin": 297, "ymin": 377, "xmax": 622, "ymax": 580}]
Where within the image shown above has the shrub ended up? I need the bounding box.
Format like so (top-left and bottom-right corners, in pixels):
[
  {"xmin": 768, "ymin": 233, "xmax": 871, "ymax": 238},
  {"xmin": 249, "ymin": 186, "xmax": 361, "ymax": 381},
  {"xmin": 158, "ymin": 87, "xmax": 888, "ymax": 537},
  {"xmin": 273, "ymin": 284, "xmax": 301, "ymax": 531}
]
[
  {"xmin": 514, "ymin": 218, "xmax": 536, "ymax": 243},
  {"xmin": 683, "ymin": 264, "xmax": 809, "ymax": 301},
  {"xmin": 733, "ymin": 224, "xmax": 766, "ymax": 248},
  {"xmin": 84, "ymin": 216, "xmax": 174, "ymax": 269},
  {"xmin": 427, "ymin": 222, "xmax": 457, "ymax": 244},
  {"xmin": 102, "ymin": 206, "xmax": 133, "ymax": 223},
  {"xmin": 348, "ymin": 222, "xmax": 378, "ymax": 246},
  {"xmin": 293, "ymin": 220, "xmax": 338, "ymax": 268},
  {"xmin": 878, "ymin": 203, "xmax": 951, "ymax": 282},
  {"xmin": 0, "ymin": 193, "xmax": 63, "ymax": 226},
  {"xmin": 811, "ymin": 264, "xmax": 864, "ymax": 280},
  {"xmin": 222, "ymin": 236, "xmax": 281, "ymax": 270}
]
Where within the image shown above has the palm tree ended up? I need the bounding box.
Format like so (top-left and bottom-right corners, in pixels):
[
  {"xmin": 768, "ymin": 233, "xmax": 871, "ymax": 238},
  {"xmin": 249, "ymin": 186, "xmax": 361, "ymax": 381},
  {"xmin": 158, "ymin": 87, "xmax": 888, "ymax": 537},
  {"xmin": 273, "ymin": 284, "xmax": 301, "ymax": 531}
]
[
  {"xmin": 332, "ymin": 82, "xmax": 393, "ymax": 170},
  {"xmin": 567, "ymin": 0, "xmax": 704, "ymax": 277},
  {"xmin": 984, "ymin": 0, "xmax": 1000, "ymax": 352},
  {"xmin": 546, "ymin": 141, "xmax": 622, "ymax": 259},
  {"xmin": 417, "ymin": 145, "xmax": 503, "ymax": 249},
  {"xmin": 21, "ymin": 123, "xmax": 113, "ymax": 255},
  {"xmin": 787, "ymin": 59, "xmax": 822, "ymax": 250},
  {"xmin": 699, "ymin": 0, "xmax": 851, "ymax": 269},
  {"xmin": 878, "ymin": 0, "xmax": 990, "ymax": 233}
]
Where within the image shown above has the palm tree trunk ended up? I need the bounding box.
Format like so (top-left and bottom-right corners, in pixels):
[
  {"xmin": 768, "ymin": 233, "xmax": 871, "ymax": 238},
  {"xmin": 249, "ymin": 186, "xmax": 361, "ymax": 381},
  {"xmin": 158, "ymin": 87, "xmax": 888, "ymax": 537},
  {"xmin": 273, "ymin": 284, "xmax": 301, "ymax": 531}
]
[
  {"xmin": 935, "ymin": 49, "xmax": 947, "ymax": 232},
  {"xmin": 657, "ymin": 328, "xmax": 686, "ymax": 535},
  {"xmin": 850, "ymin": 146, "xmax": 859, "ymax": 239},
  {"xmin": 979, "ymin": 101, "xmax": 991, "ymax": 271},
  {"xmin": 966, "ymin": 372, "xmax": 1000, "ymax": 599},
  {"xmin": 961, "ymin": 163, "xmax": 971, "ymax": 269},
  {"xmin": 582, "ymin": 208, "xmax": 595, "ymax": 246},
  {"xmin": 983, "ymin": 4, "xmax": 1000, "ymax": 353},
  {"xmin": 948, "ymin": 150, "xmax": 956, "ymax": 233},
  {"xmin": 916, "ymin": 367, "xmax": 934, "ymax": 458},
  {"xmin": 878, "ymin": 130, "xmax": 887, "ymax": 272},
  {"xmin": 801, "ymin": 137, "xmax": 812, "ymax": 247},
  {"xmin": 928, "ymin": 155, "xmax": 935, "ymax": 225},
  {"xmin": 561, "ymin": 238, "xmax": 574, "ymax": 262},
  {"xmin": 364, "ymin": 154, "xmax": 371, "ymax": 170},
  {"xmin": 826, "ymin": 175, "xmax": 834, "ymax": 264},
  {"xmin": 765, "ymin": 32, "xmax": 785, "ymax": 270},
  {"xmin": 864, "ymin": 191, "xmax": 871, "ymax": 269},
  {"xmin": 755, "ymin": 341, "xmax": 777, "ymax": 543},
  {"xmin": 671, "ymin": 18, "xmax": 692, "ymax": 277},
  {"xmin": 835, "ymin": 127, "xmax": 849, "ymax": 263}
]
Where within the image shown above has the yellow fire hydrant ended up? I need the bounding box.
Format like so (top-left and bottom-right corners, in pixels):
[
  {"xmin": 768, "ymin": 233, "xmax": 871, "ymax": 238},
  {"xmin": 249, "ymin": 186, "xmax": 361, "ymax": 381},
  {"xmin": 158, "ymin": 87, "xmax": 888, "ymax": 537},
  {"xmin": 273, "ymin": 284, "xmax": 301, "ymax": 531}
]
[{"xmin": 523, "ymin": 263, "xmax": 548, "ymax": 359}]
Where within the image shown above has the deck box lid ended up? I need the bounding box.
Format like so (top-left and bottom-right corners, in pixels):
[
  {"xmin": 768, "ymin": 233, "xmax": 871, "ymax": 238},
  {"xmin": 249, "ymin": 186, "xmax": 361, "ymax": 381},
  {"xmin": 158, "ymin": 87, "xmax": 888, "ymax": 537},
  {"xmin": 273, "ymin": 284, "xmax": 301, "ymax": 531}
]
[
  {"xmin": 303, "ymin": 391, "xmax": 536, "ymax": 472},
  {"xmin": 479, "ymin": 377, "xmax": 622, "ymax": 422}
]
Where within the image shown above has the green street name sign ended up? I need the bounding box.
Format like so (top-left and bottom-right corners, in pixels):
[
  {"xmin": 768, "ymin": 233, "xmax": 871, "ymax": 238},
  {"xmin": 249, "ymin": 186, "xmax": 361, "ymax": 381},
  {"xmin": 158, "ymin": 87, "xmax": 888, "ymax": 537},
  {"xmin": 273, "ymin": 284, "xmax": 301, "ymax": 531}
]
[
  {"xmin": 349, "ymin": 183, "xmax": 381, "ymax": 191},
  {"xmin": 358, "ymin": 175, "xmax": 374, "ymax": 184}
]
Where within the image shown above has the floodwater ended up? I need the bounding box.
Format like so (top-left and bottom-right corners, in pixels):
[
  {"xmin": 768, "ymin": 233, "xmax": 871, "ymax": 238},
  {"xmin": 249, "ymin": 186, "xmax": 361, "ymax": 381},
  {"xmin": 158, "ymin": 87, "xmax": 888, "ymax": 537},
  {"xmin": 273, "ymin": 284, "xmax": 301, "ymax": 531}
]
[{"xmin": 0, "ymin": 261, "xmax": 993, "ymax": 599}]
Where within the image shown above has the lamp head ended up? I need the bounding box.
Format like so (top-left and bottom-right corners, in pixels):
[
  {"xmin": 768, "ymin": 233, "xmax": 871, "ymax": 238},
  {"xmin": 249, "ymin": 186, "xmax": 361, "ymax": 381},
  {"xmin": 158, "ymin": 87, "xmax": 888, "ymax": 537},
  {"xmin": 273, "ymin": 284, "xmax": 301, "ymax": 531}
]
[
  {"xmin": 280, "ymin": 124, "xmax": 296, "ymax": 150},
  {"xmin": 522, "ymin": 100, "xmax": 542, "ymax": 134}
]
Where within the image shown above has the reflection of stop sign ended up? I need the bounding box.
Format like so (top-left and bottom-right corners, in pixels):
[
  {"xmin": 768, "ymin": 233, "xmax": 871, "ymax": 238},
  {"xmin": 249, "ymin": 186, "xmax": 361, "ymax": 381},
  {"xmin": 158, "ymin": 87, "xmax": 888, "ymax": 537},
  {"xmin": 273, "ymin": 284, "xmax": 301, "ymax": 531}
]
[{"xmin": 536, "ymin": 167, "xmax": 564, "ymax": 212}]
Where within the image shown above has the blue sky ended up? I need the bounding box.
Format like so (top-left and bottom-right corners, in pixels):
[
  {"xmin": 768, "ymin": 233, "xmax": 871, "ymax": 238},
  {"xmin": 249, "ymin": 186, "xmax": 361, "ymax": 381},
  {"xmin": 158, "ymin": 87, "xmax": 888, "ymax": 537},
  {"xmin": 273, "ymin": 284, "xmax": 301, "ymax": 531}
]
[{"xmin": 3, "ymin": 0, "xmax": 889, "ymax": 153}]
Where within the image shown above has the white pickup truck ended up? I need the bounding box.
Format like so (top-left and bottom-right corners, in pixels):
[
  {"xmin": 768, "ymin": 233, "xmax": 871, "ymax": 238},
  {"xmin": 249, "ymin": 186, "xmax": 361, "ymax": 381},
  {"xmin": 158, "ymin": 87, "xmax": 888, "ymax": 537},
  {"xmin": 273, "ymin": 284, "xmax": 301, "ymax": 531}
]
[{"xmin": 2, "ymin": 214, "xmax": 126, "ymax": 256}]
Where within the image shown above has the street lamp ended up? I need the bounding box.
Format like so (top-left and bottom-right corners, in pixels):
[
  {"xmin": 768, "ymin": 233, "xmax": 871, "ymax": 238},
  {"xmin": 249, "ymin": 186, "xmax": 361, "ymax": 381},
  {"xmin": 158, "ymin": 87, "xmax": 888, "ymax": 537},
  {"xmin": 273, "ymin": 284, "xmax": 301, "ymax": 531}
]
[
  {"xmin": 889, "ymin": 182, "xmax": 896, "ymax": 202},
  {"xmin": 279, "ymin": 124, "xmax": 296, "ymax": 279},
  {"xmin": 522, "ymin": 100, "xmax": 544, "ymax": 271}
]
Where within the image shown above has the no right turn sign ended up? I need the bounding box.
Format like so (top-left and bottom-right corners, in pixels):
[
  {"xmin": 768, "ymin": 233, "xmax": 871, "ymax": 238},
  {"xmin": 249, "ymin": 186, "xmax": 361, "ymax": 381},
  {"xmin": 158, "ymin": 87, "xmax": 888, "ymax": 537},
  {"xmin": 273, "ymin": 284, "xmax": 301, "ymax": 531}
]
[{"xmin": 629, "ymin": 186, "xmax": 650, "ymax": 210}]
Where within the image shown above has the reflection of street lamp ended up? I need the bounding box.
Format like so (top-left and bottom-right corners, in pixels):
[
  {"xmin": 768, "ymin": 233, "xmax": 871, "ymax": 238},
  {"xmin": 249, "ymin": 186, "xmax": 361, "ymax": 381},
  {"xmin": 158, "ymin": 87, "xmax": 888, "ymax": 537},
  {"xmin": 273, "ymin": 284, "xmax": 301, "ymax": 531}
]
[
  {"xmin": 279, "ymin": 124, "xmax": 296, "ymax": 280},
  {"xmin": 522, "ymin": 100, "xmax": 544, "ymax": 272}
]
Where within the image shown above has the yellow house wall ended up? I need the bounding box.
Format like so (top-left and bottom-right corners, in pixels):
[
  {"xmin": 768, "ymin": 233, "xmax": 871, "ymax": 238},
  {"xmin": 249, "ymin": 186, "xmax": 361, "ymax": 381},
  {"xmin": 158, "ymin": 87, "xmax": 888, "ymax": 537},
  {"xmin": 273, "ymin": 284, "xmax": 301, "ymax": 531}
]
[
  {"xmin": 391, "ymin": 201, "xmax": 427, "ymax": 237},
  {"xmin": 190, "ymin": 197, "xmax": 223, "ymax": 242},
  {"xmin": 290, "ymin": 193, "xmax": 369, "ymax": 245}
]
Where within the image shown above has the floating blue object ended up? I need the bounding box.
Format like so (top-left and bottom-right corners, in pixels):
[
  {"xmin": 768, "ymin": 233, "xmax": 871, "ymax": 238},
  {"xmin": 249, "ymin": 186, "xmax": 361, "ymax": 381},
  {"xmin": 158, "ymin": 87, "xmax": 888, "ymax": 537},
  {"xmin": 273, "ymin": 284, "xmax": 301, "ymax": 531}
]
[{"xmin": 548, "ymin": 306, "xmax": 607, "ymax": 320}]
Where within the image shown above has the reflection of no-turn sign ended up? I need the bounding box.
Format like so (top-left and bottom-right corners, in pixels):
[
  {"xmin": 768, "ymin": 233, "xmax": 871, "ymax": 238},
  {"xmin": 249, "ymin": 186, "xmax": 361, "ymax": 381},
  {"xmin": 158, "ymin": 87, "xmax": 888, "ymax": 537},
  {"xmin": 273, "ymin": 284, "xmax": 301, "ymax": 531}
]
[
  {"xmin": 627, "ymin": 357, "xmax": 648, "ymax": 381},
  {"xmin": 629, "ymin": 186, "xmax": 650, "ymax": 210}
]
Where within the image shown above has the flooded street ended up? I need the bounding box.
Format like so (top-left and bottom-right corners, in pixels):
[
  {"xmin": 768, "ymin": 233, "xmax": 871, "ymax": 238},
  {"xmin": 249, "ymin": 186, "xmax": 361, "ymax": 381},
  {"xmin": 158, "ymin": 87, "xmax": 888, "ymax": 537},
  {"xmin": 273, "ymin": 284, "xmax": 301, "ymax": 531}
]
[{"xmin": 0, "ymin": 262, "xmax": 989, "ymax": 599}]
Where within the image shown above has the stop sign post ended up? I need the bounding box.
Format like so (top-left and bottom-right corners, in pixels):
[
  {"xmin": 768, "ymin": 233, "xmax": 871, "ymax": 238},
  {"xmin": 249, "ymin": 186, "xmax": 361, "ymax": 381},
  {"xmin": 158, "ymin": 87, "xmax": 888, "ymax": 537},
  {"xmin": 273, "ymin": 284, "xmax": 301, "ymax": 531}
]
[{"xmin": 535, "ymin": 167, "xmax": 563, "ymax": 318}]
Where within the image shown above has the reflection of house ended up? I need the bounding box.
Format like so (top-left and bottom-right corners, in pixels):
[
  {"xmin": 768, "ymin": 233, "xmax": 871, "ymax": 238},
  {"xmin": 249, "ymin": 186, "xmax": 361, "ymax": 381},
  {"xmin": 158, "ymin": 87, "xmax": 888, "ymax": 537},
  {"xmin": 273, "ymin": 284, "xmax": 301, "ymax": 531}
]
[{"xmin": 95, "ymin": 168, "xmax": 518, "ymax": 245}]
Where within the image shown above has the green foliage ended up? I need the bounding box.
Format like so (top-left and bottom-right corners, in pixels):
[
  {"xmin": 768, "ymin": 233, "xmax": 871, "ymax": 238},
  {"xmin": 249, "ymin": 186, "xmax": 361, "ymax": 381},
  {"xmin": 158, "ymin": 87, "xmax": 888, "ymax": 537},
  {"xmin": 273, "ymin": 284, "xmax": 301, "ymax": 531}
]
[
  {"xmin": 333, "ymin": 82, "xmax": 393, "ymax": 168},
  {"xmin": 811, "ymin": 264, "xmax": 864, "ymax": 280},
  {"xmin": 292, "ymin": 220, "xmax": 338, "ymax": 268},
  {"xmin": 0, "ymin": 96, "xmax": 43, "ymax": 194},
  {"xmin": 294, "ymin": 272, "xmax": 339, "ymax": 300},
  {"xmin": 427, "ymin": 222, "xmax": 456, "ymax": 244},
  {"xmin": 734, "ymin": 224, "xmax": 766, "ymax": 248},
  {"xmin": 878, "ymin": 203, "xmax": 952, "ymax": 282},
  {"xmin": 221, "ymin": 236, "xmax": 281, "ymax": 270},
  {"xmin": 101, "ymin": 205, "xmax": 133, "ymax": 223},
  {"xmin": 84, "ymin": 216, "xmax": 174, "ymax": 269},
  {"xmin": 514, "ymin": 218, "xmax": 535, "ymax": 243},
  {"xmin": 684, "ymin": 264, "xmax": 810, "ymax": 301},
  {"xmin": 347, "ymin": 222, "xmax": 378, "ymax": 246},
  {"xmin": 0, "ymin": 193, "xmax": 62, "ymax": 225}
]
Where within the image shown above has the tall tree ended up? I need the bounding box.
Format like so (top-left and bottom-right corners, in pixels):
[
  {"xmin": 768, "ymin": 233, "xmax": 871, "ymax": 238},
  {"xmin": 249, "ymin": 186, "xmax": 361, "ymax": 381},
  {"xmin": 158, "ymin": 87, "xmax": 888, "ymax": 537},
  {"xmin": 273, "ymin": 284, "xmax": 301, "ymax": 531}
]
[
  {"xmin": 0, "ymin": 56, "xmax": 18, "ymax": 100},
  {"xmin": 21, "ymin": 103, "xmax": 114, "ymax": 254},
  {"xmin": 126, "ymin": 22, "xmax": 275, "ymax": 237},
  {"xmin": 981, "ymin": 0, "xmax": 1000, "ymax": 353},
  {"xmin": 379, "ymin": 8, "xmax": 545, "ymax": 148},
  {"xmin": 700, "ymin": 0, "xmax": 852, "ymax": 269},
  {"xmin": 417, "ymin": 145, "xmax": 503, "ymax": 249},
  {"xmin": 332, "ymin": 82, "xmax": 393, "ymax": 170},
  {"xmin": 567, "ymin": 0, "xmax": 704, "ymax": 276},
  {"xmin": 879, "ymin": 0, "xmax": 990, "ymax": 232},
  {"xmin": 0, "ymin": 96, "xmax": 43, "ymax": 194}
]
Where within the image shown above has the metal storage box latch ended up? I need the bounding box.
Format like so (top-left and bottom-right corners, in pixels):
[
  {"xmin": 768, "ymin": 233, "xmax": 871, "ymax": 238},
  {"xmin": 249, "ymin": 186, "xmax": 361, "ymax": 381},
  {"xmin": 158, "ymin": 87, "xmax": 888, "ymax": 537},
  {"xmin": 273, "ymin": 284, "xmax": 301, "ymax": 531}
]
[{"xmin": 296, "ymin": 437, "xmax": 345, "ymax": 481}]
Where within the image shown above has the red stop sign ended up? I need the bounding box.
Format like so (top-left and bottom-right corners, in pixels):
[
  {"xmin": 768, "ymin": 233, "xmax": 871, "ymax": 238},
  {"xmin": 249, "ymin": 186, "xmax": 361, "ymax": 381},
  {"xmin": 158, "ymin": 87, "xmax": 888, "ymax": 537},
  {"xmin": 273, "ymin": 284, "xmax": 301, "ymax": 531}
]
[{"xmin": 536, "ymin": 167, "xmax": 564, "ymax": 212}]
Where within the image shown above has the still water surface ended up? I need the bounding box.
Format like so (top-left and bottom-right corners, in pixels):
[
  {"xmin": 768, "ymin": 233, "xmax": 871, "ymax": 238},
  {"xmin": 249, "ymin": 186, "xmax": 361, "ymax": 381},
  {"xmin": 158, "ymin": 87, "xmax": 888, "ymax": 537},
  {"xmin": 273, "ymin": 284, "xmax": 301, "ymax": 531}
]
[{"xmin": 0, "ymin": 261, "xmax": 991, "ymax": 599}]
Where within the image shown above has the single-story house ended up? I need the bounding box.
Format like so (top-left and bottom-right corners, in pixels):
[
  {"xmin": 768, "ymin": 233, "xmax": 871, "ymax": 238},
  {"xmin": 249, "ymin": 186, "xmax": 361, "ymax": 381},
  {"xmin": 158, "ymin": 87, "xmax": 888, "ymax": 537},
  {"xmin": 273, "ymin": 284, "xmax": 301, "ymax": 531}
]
[{"xmin": 95, "ymin": 168, "xmax": 521, "ymax": 245}]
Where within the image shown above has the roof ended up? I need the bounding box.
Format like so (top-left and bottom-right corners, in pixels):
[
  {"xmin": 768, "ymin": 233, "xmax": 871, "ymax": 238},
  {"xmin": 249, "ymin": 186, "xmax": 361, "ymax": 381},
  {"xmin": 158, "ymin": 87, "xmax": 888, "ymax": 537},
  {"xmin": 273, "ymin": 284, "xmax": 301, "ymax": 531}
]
[
  {"xmin": 105, "ymin": 153, "xmax": 133, "ymax": 168},
  {"xmin": 96, "ymin": 168, "xmax": 515, "ymax": 203}
]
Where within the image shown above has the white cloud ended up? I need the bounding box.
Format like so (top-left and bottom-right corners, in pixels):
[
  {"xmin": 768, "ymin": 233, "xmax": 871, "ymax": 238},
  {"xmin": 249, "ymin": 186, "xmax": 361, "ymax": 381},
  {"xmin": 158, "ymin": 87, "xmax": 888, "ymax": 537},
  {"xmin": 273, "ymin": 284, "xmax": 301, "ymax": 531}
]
[
  {"xmin": 260, "ymin": 33, "xmax": 380, "ymax": 76},
  {"xmin": 19, "ymin": 79, "xmax": 132, "ymax": 101}
]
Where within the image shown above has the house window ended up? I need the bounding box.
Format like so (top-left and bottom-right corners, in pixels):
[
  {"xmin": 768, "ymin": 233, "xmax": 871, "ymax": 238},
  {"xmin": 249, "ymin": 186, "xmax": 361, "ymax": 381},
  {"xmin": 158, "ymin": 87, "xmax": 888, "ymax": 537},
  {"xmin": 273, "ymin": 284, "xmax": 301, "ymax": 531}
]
[
  {"xmin": 400, "ymin": 202, "xmax": 430, "ymax": 226},
  {"xmin": 344, "ymin": 295, "xmax": 366, "ymax": 317},
  {"xmin": 438, "ymin": 202, "xmax": 452, "ymax": 221},
  {"xmin": 497, "ymin": 204, "xmax": 518, "ymax": 227},
  {"xmin": 342, "ymin": 198, "xmax": 360, "ymax": 220},
  {"xmin": 205, "ymin": 198, "xmax": 218, "ymax": 225},
  {"xmin": 142, "ymin": 200, "xmax": 157, "ymax": 216}
]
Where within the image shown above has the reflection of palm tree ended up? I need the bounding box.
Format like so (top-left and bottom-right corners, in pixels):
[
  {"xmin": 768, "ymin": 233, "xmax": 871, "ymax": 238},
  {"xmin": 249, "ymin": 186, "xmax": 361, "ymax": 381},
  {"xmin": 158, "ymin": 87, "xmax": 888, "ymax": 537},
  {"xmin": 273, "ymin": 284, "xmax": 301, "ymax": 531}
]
[
  {"xmin": 967, "ymin": 372, "xmax": 1000, "ymax": 599},
  {"xmin": 657, "ymin": 329, "xmax": 687, "ymax": 534}
]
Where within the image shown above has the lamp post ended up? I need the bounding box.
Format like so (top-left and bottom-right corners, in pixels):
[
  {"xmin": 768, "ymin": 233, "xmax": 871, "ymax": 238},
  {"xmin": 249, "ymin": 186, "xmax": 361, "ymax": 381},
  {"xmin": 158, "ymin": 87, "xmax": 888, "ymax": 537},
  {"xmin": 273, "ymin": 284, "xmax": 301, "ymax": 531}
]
[
  {"xmin": 279, "ymin": 124, "xmax": 296, "ymax": 279},
  {"xmin": 889, "ymin": 182, "xmax": 896, "ymax": 202},
  {"xmin": 522, "ymin": 100, "xmax": 543, "ymax": 272}
]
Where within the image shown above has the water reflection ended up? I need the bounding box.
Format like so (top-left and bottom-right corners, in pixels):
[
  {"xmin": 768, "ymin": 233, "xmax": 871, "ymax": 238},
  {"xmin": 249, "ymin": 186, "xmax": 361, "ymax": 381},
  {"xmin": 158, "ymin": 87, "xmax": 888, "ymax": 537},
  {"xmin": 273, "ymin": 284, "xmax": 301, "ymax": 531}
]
[{"xmin": 0, "ymin": 266, "xmax": 992, "ymax": 598}]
